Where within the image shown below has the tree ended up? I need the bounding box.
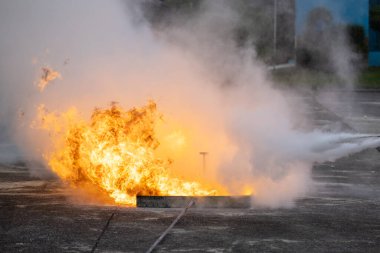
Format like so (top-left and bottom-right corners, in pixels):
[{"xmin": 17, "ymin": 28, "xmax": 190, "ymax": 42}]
[
  {"xmin": 370, "ymin": 4, "xmax": 380, "ymax": 32},
  {"xmin": 346, "ymin": 24, "xmax": 368, "ymax": 59},
  {"xmin": 298, "ymin": 7, "xmax": 335, "ymax": 70},
  {"xmin": 142, "ymin": 0, "xmax": 201, "ymax": 26}
]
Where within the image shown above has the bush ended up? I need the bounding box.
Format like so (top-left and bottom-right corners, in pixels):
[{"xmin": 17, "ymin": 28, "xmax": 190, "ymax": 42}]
[{"xmin": 346, "ymin": 24, "xmax": 368, "ymax": 59}]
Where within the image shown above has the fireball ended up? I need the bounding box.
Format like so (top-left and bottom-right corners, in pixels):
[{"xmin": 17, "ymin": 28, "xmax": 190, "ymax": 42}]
[{"xmin": 34, "ymin": 101, "xmax": 217, "ymax": 206}]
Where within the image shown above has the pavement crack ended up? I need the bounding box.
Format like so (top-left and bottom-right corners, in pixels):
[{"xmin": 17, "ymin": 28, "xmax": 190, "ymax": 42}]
[{"xmin": 90, "ymin": 210, "xmax": 117, "ymax": 253}]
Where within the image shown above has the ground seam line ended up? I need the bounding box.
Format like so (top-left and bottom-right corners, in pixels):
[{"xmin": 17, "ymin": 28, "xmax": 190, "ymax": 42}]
[
  {"xmin": 90, "ymin": 209, "xmax": 117, "ymax": 253},
  {"xmin": 146, "ymin": 200, "xmax": 195, "ymax": 253}
]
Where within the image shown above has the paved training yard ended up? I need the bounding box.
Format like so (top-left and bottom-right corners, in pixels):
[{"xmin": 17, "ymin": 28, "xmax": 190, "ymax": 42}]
[{"xmin": 1, "ymin": 91, "xmax": 380, "ymax": 252}]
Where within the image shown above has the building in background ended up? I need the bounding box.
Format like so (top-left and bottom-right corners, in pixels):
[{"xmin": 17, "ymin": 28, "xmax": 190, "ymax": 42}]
[
  {"xmin": 369, "ymin": 0, "xmax": 380, "ymax": 66},
  {"xmin": 143, "ymin": 0, "xmax": 296, "ymax": 66},
  {"xmin": 296, "ymin": 0, "xmax": 380, "ymax": 67},
  {"xmin": 237, "ymin": 0, "xmax": 296, "ymax": 66}
]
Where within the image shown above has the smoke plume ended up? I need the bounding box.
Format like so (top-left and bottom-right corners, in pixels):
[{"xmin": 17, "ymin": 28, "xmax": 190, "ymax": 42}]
[{"xmin": 0, "ymin": 0, "xmax": 378, "ymax": 207}]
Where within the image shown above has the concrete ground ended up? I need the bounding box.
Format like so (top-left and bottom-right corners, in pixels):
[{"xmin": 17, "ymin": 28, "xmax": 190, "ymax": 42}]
[{"xmin": 1, "ymin": 91, "xmax": 380, "ymax": 252}]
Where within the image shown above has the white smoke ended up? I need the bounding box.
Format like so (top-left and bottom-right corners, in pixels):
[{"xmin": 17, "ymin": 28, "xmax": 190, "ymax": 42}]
[{"xmin": 0, "ymin": 0, "xmax": 377, "ymax": 208}]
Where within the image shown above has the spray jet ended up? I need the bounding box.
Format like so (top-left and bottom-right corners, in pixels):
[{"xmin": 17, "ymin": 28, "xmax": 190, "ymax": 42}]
[
  {"xmin": 310, "ymin": 135, "xmax": 380, "ymax": 154},
  {"xmin": 337, "ymin": 135, "xmax": 380, "ymax": 153}
]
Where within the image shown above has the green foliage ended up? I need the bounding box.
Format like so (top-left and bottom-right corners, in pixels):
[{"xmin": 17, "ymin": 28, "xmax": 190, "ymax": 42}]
[
  {"xmin": 234, "ymin": 0, "xmax": 275, "ymax": 62},
  {"xmin": 297, "ymin": 8, "xmax": 368, "ymax": 70},
  {"xmin": 233, "ymin": 0, "xmax": 295, "ymax": 64},
  {"xmin": 297, "ymin": 7, "xmax": 335, "ymax": 70},
  {"xmin": 359, "ymin": 67, "xmax": 380, "ymax": 88},
  {"xmin": 370, "ymin": 4, "xmax": 380, "ymax": 32},
  {"xmin": 142, "ymin": 0, "xmax": 201, "ymax": 25},
  {"xmin": 157, "ymin": 0, "xmax": 201, "ymax": 12},
  {"xmin": 346, "ymin": 25, "xmax": 368, "ymax": 58},
  {"xmin": 271, "ymin": 67, "xmax": 340, "ymax": 89},
  {"xmin": 272, "ymin": 67, "xmax": 380, "ymax": 89},
  {"xmin": 143, "ymin": 0, "xmax": 295, "ymax": 65}
]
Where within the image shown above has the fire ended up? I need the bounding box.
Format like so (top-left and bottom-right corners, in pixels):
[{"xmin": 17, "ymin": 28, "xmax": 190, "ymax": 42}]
[{"xmin": 34, "ymin": 101, "xmax": 217, "ymax": 206}]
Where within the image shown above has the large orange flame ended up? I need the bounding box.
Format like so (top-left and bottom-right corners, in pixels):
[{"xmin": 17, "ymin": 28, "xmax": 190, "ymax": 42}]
[{"xmin": 34, "ymin": 101, "xmax": 217, "ymax": 206}]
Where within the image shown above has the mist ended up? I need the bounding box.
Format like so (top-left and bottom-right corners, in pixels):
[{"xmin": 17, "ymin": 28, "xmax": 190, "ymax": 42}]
[{"xmin": 0, "ymin": 0, "xmax": 378, "ymax": 208}]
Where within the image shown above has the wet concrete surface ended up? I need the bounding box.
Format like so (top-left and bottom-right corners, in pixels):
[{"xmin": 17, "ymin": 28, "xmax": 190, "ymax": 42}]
[{"xmin": 1, "ymin": 91, "xmax": 380, "ymax": 252}]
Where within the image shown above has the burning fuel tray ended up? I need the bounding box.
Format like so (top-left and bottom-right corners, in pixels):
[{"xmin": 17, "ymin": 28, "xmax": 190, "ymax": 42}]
[{"xmin": 136, "ymin": 195, "xmax": 251, "ymax": 208}]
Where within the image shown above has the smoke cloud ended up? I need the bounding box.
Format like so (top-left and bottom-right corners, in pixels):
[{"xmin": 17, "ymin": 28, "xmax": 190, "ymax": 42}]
[{"xmin": 0, "ymin": 0, "xmax": 378, "ymax": 207}]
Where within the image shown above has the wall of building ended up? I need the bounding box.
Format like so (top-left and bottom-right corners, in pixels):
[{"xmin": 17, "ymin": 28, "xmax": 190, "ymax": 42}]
[
  {"xmin": 369, "ymin": 0, "xmax": 380, "ymax": 66},
  {"xmin": 296, "ymin": 0, "xmax": 380, "ymax": 66},
  {"xmin": 296, "ymin": 0, "xmax": 369, "ymax": 34}
]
